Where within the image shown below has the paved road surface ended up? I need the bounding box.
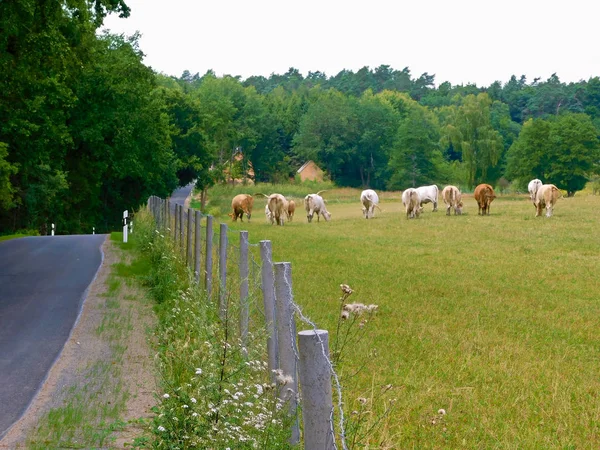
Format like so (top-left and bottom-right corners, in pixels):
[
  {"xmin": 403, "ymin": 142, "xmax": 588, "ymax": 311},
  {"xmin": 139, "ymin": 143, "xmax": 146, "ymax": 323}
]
[
  {"xmin": 0, "ymin": 234, "xmax": 106, "ymax": 438},
  {"xmin": 169, "ymin": 184, "xmax": 194, "ymax": 211}
]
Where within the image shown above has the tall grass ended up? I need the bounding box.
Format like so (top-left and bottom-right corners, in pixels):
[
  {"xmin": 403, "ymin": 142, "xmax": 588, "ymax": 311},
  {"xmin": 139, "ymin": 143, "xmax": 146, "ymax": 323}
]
[{"xmin": 211, "ymin": 186, "xmax": 600, "ymax": 448}]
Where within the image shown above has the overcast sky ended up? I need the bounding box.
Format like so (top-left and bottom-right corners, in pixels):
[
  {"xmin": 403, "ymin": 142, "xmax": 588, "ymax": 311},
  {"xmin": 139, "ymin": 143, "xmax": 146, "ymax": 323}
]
[{"xmin": 102, "ymin": 0, "xmax": 600, "ymax": 87}]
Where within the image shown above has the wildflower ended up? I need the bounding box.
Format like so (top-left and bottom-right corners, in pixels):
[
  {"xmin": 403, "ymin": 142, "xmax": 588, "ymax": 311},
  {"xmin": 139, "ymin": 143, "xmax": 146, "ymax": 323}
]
[
  {"xmin": 157, "ymin": 426, "xmax": 166, "ymax": 432},
  {"xmin": 183, "ymin": 404, "xmax": 189, "ymax": 408},
  {"xmin": 357, "ymin": 397, "xmax": 368, "ymax": 405},
  {"xmin": 340, "ymin": 284, "xmax": 353, "ymax": 295},
  {"xmin": 341, "ymin": 310, "xmax": 350, "ymax": 320},
  {"xmin": 191, "ymin": 397, "xmax": 197, "ymax": 403},
  {"xmin": 163, "ymin": 393, "xmax": 170, "ymax": 399},
  {"xmin": 192, "ymin": 412, "xmax": 198, "ymax": 417},
  {"xmin": 438, "ymin": 408, "xmax": 446, "ymax": 415},
  {"xmin": 255, "ymin": 384, "xmax": 263, "ymax": 395},
  {"xmin": 195, "ymin": 368, "xmax": 203, "ymax": 375}
]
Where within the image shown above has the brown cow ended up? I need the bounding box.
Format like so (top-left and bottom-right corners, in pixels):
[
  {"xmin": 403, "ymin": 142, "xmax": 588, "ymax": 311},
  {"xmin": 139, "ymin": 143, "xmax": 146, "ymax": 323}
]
[
  {"xmin": 473, "ymin": 184, "xmax": 496, "ymax": 216},
  {"xmin": 441, "ymin": 185, "xmax": 463, "ymax": 216},
  {"xmin": 286, "ymin": 200, "xmax": 296, "ymax": 222},
  {"xmin": 229, "ymin": 194, "xmax": 254, "ymax": 222},
  {"xmin": 534, "ymin": 184, "xmax": 562, "ymax": 217}
]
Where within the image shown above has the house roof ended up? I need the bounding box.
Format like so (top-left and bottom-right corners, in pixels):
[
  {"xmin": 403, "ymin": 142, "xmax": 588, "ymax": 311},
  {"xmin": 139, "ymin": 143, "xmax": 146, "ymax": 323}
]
[{"xmin": 297, "ymin": 160, "xmax": 319, "ymax": 173}]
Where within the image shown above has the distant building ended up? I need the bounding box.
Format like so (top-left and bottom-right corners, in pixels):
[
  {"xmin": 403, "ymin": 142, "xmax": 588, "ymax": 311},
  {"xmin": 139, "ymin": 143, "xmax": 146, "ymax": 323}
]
[{"xmin": 297, "ymin": 160, "xmax": 324, "ymax": 182}]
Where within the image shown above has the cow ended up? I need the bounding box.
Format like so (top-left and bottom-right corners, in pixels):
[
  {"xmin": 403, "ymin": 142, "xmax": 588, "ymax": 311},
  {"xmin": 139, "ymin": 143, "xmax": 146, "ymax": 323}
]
[
  {"xmin": 534, "ymin": 184, "xmax": 562, "ymax": 217},
  {"xmin": 287, "ymin": 200, "xmax": 296, "ymax": 222},
  {"xmin": 228, "ymin": 194, "xmax": 254, "ymax": 222},
  {"xmin": 265, "ymin": 204, "xmax": 273, "ymax": 223},
  {"xmin": 304, "ymin": 192, "xmax": 331, "ymax": 223},
  {"xmin": 267, "ymin": 193, "xmax": 288, "ymax": 226},
  {"xmin": 474, "ymin": 184, "xmax": 496, "ymax": 216},
  {"xmin": 360, "ymin": 189, "xmax": 381, "ymax": 219},
  {"xmin": 402, "ymin": 188, "xmax": 421, "ymax": 219},
  {"xmin": 441, "ymin": 185, "xmax": 463, "ymax": 216},
  {"xmin": 528, "ymin": 179, "xmax": 543, "ymax": 204},
  {"xmin": 415, "ymin": 185, "xmax": 439, "ymax": 212}
]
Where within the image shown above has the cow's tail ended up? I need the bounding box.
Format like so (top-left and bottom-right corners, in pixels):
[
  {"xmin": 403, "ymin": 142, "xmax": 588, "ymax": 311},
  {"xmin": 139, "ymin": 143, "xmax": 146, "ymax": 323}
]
[
  {"xmin": 316, "ymin": 190, "xmax": 328, "ymax": 196},
  {"xmin": 374, "ymin": 204, "xmax": 383, "ymax": 212},
  {"xmin": 254, "ymin": 193, "xmax": 269, "ymax": 198},
  {"xmin": 552, "ymin": 185, "xmax": 563, "ymax": 198}
]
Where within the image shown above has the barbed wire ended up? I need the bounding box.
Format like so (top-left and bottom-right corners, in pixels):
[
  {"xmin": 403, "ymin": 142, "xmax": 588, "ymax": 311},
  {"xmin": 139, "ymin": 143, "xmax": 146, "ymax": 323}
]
[{"xmin": 148, "ymin": 194, "xmax": 346, "ymax": 448}]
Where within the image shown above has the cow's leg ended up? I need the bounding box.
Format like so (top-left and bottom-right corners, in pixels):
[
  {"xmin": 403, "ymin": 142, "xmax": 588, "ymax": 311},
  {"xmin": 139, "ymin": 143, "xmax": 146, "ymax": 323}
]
[
  {"xmin": 433, "ymin": 201, "xmax": 438, "ymax": 212},
  {"xmin": 446, "ymin": 204, "xmax": 451, "ymax": 216},
  {"xmin": 546, "ymin": 204, "xmax": 553, "ymax": 217},
  {"xmin": 535, "ymin": 204, "xmax": 542, "ymax": 217}
]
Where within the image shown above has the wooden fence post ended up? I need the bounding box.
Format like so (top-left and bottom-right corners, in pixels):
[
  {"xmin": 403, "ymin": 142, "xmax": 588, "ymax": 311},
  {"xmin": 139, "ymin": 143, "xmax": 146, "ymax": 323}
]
[
  {"xmin": 187, "ymin": 208, "xmax": 193, "ymax": 266},
  {"xmin": 195, "ymin": 210, "xmax": 201, "ymax": 283},
  {"xmin": 179, "ymin": 205, "xmax": 184, "ymax": 256},
  {"xmin": 298, "ymin": 330, "xmax": 335, "ymax": 450},
  {"xmin": 219, "ymin": 223, "xmax": 228, "ymax": 320},
  {"xmin": 239, "ymin": 230, "xmax": 249, "ymax": 352},
  {"xmin": 260, "ymin": 240, "xmax": 278, "ymax": 382},
  {"xmin": 174, "ymin": 204, "xmax": 179, "ymax": 245},
  {"xmin": 205, "ymin": 215, "xmax": 213, "ymax": 297},
  {"xmin": 122, "ymin": 211, "xmax": 128, "ymax": 243},
  {"xmin": 274, "ymin": 262, "xmax": 300, "ymax": 445}
]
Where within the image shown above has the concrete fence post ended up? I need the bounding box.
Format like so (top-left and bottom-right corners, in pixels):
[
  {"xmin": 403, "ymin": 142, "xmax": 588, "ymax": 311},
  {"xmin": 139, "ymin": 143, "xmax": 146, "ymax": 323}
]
[
  {"xmin": 239, "ymin": 231, "xmax": 249, "ymax": 352},
  {"xmin": 205, "ymin": 215, "xmax": 214, "ymax": 297},
  {"xmin": 51, "ymin": 223, "xmax": 55, "ymax": 236},
  {"xmin": 298, "ymin": 330, "xmax": 335, "ymax": 450},
  {"xmin": 195, "ymin": 210, "xmax": 201, "ymax": 283},
  {"xmin": 219, "ymin": 223, "xmax": 228, "ymax": 320},
  {"xmin": 274, "ymin": 262, "xmax": 300, "ymax": 445},
  {"xmin": 260, "ymin": 240, "xmax": 278, "ymax": 382},
  {"xmin": 93, "ymin": 227, "xmax": 95, "ymax": 235},
  {"xmin": 122, "ymin": 211, "xmax": 128, "ymax": 243},
  {"xmin": 187, "ymin": 209, "xmax": 193, "ymax": 266}
]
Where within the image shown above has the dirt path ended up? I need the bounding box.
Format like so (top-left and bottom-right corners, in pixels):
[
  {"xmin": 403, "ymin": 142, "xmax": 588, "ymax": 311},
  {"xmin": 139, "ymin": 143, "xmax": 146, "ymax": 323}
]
[{"xmin": 0, "ymin": 239, "xmax": 157, "ymax": 449}]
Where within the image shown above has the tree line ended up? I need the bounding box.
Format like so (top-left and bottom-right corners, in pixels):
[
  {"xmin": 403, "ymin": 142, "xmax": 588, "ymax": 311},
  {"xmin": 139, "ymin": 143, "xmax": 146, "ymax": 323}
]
[{"xmin": 2, "ymin": 1, "xmax": 599, "ymax": 234}]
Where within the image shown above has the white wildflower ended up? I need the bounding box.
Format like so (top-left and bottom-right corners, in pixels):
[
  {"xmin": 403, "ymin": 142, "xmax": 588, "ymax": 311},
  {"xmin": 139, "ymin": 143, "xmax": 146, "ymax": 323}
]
[
  {"xmin": 191, "ymin": 397, "xmax": 197, "ymax": 403},
  {"xmin": 163, "ymin": 393, "xmax": 170, "ymax": 399},
  {"xmin": 157, "ymin": 426, "xmax": 166, "ymax": 432},
  {"xmin": 438, "ymin": 408, "xmax": 446, "ymax": 415},
  {"xmin": 195, "ymin": 368, "xmax": 203, "ymax": 375}
]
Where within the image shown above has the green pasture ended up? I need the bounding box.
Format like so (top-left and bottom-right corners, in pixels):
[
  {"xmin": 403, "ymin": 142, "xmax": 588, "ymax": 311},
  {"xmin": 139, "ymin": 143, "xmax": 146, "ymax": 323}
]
[{"xmin": 211, "ymin": 187, "xmax": 600, "ymax": 448}]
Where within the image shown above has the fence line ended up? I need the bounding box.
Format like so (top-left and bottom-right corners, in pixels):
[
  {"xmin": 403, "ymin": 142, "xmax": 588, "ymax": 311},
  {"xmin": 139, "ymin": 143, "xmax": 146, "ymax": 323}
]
[{"xmin": 145, "ymin": 195, "xmax": 343, "ymax": 449}]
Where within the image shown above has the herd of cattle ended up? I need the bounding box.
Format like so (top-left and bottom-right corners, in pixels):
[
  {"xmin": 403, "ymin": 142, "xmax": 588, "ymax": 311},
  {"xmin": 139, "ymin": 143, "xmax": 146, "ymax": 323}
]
[{"xmin": 227, "ymin": 179, "xmax": 562, "ymax": 225}]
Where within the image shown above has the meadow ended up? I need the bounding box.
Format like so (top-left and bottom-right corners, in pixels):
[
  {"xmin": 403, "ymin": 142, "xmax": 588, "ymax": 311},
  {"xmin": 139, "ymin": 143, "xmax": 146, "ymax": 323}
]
[{"xmin": 195, "ymin": 186, "xmax": 600, "ymax": 448}]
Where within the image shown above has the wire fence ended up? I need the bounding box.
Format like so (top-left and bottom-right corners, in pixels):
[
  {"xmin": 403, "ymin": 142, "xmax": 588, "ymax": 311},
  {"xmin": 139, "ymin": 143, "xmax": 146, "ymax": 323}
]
[{"xmin": 144, "ymin": 195, "xmax": 346, "ymax": 450}]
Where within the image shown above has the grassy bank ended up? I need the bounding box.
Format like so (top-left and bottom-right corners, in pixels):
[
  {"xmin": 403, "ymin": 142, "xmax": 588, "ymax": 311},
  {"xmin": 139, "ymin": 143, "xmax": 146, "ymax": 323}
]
[{"xmin": 209, "ymin": 186, "xmax": 600, "ymax": 448}]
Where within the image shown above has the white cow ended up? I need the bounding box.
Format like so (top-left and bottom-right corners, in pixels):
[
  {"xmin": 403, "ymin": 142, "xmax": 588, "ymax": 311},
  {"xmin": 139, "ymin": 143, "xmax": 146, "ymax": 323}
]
[
  {"xmin": 265, "ymin": 204, "xmax": 273, "ymax": 223},
  {"xmin": 402, "ymin": 188, "xmax": 421, "ymax": 219},
  {"xmin": 528, "ymin": 179, "xmax": 543, "ymax": 204},
  {"xmin": 304, "ymin": 193, "xmax": 331, "ymax": 223},
  {"xmin": 415, "ymin": 185, "xmax": 439, "ymax": 212},
  {"xmin": 441, "ymin": 185, "xmax": 463, "ymax": 216},
  {"xmin": 360, "ymin": 189, "xmax": 381, "ymax": 219}
]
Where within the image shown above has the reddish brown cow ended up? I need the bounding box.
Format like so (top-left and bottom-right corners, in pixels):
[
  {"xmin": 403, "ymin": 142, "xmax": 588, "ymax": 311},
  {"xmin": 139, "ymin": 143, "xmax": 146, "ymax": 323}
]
[
  {"xmin": 473, "ymin": 184, "xmax": 496, "ymax": 216},
  {"xmin": 287, "ymin": 200, "xmax": 296, "ymax": 222},
  {"xmin": 229, "ymin": 194, "xmax": 254, "ymax": 222}
]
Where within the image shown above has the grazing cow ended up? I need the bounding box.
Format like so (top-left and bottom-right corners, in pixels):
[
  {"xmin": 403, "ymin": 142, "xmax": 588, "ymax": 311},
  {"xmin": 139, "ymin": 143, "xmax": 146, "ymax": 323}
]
[
  {"xmin": 441, "ymin": 185, "xmax": 463, "ymax": 216},
  {"xmin": 304, "ymin": 193, "xmax": 331, "ymax": 223},
  {"xmin": 287, "ymin": 200, "xmax": 296, "ymax": 222},
  {"xmin": 528, "ymin": 179, "xmax": 543, "ymax": 204},
  {"xmin": 474, "ymin": 184, "xmax": 496, "ymax": 216},
  {"xmin": 229, "ymin": 194, "xmax": 254, "ymax": 222},
  {"xmin": 265, "ymin": 204, "xmax": 273, "ymax": 223},
  {"xmin": 360, "ymin": 189, "xmax": 381, "ymax": 219},
  {"xmin": 402, "ymin": 188, "xmax": 421, "ymax": 219},
  {"xmin": 415, "ymin": 185, "xmax": 439, "ymax": 212},
  {"xmin": 534, "ymin": 184, "xmax": 562, "ymax": 217},
  {"xmin": 267, "ymin": 193, "xmax": 288, "ymax": 226}
]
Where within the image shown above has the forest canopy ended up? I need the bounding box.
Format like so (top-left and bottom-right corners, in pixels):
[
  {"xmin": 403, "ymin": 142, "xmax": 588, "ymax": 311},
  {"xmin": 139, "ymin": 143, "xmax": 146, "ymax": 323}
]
[{"xmin": 1, "ymin": 1, "xmax": 599, "ymax": 234}]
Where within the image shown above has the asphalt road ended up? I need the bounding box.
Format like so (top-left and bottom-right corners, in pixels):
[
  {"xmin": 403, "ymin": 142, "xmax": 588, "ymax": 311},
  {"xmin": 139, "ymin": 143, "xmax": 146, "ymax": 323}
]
[
  {"xmin": 0, "ymin": 234, "xmax": 106, "ymax": 438},
  {"xmin": 169, "ymin": 184, "xmax": 194, "ymax": 210}
]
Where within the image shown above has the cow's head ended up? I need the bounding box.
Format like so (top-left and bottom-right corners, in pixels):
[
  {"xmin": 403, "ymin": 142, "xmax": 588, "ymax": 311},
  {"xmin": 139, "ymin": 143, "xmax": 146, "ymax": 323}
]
[
  {"xmin": 307, "ymin": 212, "xmax": 314, "ymax": 223},
  {"xmin": 245, "ymin": 211, "xmax": 251, "ymax": 221},
  {"xmin": 323, "ymin": 211, "xmax": 332, "ymax": 221},
  {"xmin": 456, "ymin": 202, "xmax": 463, "ymax": 215}
]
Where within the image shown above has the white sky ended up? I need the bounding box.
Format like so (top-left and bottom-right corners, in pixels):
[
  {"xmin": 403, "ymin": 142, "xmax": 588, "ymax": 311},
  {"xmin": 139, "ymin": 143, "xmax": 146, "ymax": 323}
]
[{"xmin": 102, "ymin": 0, "xmax": 600, "ymax": 87}]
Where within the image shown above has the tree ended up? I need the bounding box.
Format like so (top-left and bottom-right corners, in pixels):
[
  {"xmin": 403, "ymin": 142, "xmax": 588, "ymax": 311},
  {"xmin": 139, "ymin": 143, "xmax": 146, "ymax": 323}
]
[
  {"xmin": 506, "ymin": 114, "xmax": 600, "ymax": 196},
  {"xmin": 387, "ymin": 102, "xmax": 444, "ymax": 189},
  {"xmin": 0, "ymin": 143, "xmax": 18, "ymax": 211},
  {"xmin": 440, "ymin": 93, "xmax": 504, "ymax": 189}
]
